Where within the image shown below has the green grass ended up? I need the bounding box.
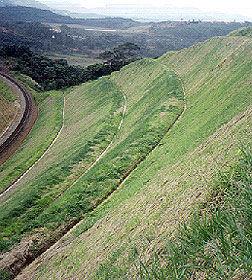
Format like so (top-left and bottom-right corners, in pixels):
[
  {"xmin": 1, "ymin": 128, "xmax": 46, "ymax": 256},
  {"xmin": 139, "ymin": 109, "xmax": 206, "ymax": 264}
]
[
  {"xmin": 0, "ymin": 81, "xmax": 64, "ymax": 193},
  {"xmin": 0, "ymin": 78, "xmax": 17, "ymax": 135},
  {"xmin": 19, "ymin": 35, "xmax": 252, "ymax": 280},
  {"xmin": 0, "ymin": 79, "xmax": 16, "ymax": 102},
  {"xmin": 230, "ymin": 27, "xmax": 252, "ymax": 38},
  {"xmin": 0, "ymin": 34, "xmax": 251, "ymax": 279},
  {"xmin": 0, "ymin": 58, "xmax": 183, "ymax": 262},
  {"xmin": 138, "ymin": 148, "xmax": 252, "ymax": 279},
  {"xmin": 0, "ymin": 78, "xmax": 122, "ymax": 250}
]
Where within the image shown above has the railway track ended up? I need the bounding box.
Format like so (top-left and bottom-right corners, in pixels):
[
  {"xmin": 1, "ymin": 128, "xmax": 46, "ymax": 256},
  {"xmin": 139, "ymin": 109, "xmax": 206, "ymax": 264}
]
[{"xmin": 0, "ymin": 72, "xmax": 37, "ymax": 164}]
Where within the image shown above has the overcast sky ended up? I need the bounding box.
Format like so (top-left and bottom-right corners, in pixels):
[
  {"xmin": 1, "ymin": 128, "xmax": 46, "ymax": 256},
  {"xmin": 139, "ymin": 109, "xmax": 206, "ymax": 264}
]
[{"xmin": 41, "ymin": 0, "xmax": 252, "ymax": 18}]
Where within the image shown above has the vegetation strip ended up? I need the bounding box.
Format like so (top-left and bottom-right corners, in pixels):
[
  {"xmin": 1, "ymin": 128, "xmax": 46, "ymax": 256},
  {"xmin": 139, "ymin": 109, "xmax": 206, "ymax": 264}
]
[
  {"xmin": 36, "ymin": 92, "xmax": 127, "ymax": 213},
  {"xmin": 0, "ymin": 65, "xmax": 184, "ymax": 279},
  {"xmin": 0, "ymin": 80, "xmax": 127, "ymax": 278},
  {"xmin": 13, "ymin": 72, "xmax": 185, "ymax": 279},
  {"xmin": 0, "ymin": 96, "xmax": 65, "ymax": 201},
  {"xmin": 69, "ymin": 93, "xmax": 127, "ymax": 190},
  {"xmin": 17, "ymin": 92, "xmax": 128, "ymax": 278}
]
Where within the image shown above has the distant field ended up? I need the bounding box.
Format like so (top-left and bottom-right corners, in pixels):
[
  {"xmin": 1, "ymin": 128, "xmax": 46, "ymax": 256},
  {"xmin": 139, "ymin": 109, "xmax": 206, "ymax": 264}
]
[
  {"xmin": 14, "ymin": 35, "xmax": 252, "ymax": 279},
  {"xmin": 0, "ymin": 78, "xmax": 18, "ymax": 136},
  {"xmin": 48, "ymin": 53, "xmax": 103, "ymax": 67},
  {"xmin": 47, "ymin": 21, "xmax": 249, "ymax": 58},
  {"xmin": 50, "ymin": 23, "xmax": 150, "ymax": 34}
]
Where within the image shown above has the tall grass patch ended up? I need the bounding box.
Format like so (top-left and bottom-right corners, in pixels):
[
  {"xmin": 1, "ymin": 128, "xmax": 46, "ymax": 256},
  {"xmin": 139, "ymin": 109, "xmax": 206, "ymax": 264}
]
[{"xmin": 138, "ymin": 148, "xmax": 252, "ymax": 279}]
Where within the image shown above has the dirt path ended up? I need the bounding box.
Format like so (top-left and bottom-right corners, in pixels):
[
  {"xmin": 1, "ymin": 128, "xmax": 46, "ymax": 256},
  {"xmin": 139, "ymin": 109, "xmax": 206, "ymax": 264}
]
[
  {"xmin": 68, "ymin": 92, "xmax": 127, "ymax": 189},
  {"xmin": 0, "ymin": 73, "xmax": 38, "ymax": 165},
  {"xmin": 0, "ymin": 96, "xmax": 65, "ymax": 202}
]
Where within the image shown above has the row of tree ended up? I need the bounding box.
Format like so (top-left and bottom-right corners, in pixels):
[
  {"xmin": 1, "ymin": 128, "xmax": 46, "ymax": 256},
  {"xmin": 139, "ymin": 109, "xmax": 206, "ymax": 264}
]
[{"xmin": 0, "ymin": 43, "xmax": 141, "ymax": 91}]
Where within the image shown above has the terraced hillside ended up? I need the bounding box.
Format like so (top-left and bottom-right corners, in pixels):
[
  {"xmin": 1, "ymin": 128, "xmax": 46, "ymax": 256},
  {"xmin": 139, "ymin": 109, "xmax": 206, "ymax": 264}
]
[
  {"xmin": 0, "ymin": 60, "xmax": 184, "ymax": 278},
  {"xmin": 0, "ymin": 33, "xmax": 251, "ymax": 279}
]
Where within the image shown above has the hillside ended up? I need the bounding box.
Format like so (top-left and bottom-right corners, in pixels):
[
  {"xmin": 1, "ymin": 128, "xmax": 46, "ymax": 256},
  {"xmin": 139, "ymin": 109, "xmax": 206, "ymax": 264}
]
[
  {"xmin": 0, "ymin": 6, "xmax": 250, "ymax": 59},
  {"xmin": 14, "ymin": 35, "xmax": 252, "ymax": 279},
  {"xmin": 0, "ymin": 32, "xmax": 251, "ymax": 279},
  {"xmin": 0, "ymin": 57, "xmax": 184, "ymax": 278},
  {"xmin": 0, "ymin": 6, "xmax": 139, "ymax": 28},
  {"xmin": 0, "ymin": 6, "xmax": 74, "ymax": 23},
  {"xmin": 0, "ymin": 0, "xmax": 105, "ymax": 19},
  {"xmin": 0, "ymin": 0, "xmax": 49, "ymax": 9},
  {"xmin": 0, "ymin": 77, "xmax": 18, "ymax": 136}
]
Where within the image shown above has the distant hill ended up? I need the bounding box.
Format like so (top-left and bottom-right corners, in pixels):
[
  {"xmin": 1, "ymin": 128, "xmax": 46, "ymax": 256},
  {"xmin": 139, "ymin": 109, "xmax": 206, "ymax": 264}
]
[
  {"xmin": 0, "ymin": 6, "xmax": 140, "ymax": 29},
  {"xmin": 57, "ymin": 10, "xmax": 106, "ymax": 19},
  {"xmin": 0, "ymin": 0, "xmax": 49, "ymax": 9},
  {"xmin": 0, "ymin": 0, "xmax": 107, "ymax": 20},
  {"xmin": 0, "ymin": 11, "xmax": 250, "ymax": 59},
  {"xmin": 0, "ymin": 6, "xmax": 74, "ymax": 23}
]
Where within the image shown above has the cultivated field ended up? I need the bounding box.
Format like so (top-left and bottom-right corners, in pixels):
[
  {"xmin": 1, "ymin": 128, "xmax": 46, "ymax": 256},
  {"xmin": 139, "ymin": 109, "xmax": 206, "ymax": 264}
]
[{"xmin": 47, "ymin": 53, "xmax": 103, "ymax": 67}]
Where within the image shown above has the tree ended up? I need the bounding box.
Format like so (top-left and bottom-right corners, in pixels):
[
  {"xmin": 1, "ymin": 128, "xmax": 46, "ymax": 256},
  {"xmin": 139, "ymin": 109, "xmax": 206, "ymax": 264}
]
[{"xmin": 100, "ymin": 43, "xmax": 141, "ymax": 64}]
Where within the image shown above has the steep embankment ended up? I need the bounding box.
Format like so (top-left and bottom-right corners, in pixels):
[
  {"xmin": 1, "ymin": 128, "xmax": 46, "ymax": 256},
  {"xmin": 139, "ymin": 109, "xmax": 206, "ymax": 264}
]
[
  {"xmin": 0, "ymin": 75, "xmax": 63, "ymax": 196},
  {"xmin": 14, "ymin": 35, "xmax": 252, "ymax": 279},
  {"xmin": 0, "ymin": 73, "xmax": 38, "ymax": 165},
  {"xmin": 0, "ymin": 76, "xmax": 19, "ymax": 137},
  {"xmin": 0, "ymin": 62, "xmax": 184, "ymax": 278}
]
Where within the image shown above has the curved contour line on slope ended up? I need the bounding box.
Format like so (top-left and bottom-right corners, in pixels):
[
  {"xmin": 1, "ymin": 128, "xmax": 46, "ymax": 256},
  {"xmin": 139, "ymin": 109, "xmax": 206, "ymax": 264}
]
[
  {"xmin": 24, "ymin": 70, "xmax": 186, "ymax": 263},
  {"xmin": 47, "ymin": 90, "xmax": 127, "ymax": 205}
]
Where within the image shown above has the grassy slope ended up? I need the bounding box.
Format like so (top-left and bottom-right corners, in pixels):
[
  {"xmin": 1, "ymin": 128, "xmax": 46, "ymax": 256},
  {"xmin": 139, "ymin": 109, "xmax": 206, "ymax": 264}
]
[
  {"xmin": 139, "ymin": 149, "xmax": 252, "ymax": 280},
  {"xmin": 18, "ymin": 35, "xmax": 252, "ymax": 279},
  {"xmin": 0, "ymin": 58, "xmax": 184, "ymax": 278},
  {"xmin": 230, "ymin": 26, "xmax": 252, "ymax": 37},
  {"xmin": 0, "ymin": 78, "xmax": 121, "ymax": 250},
  {"xmin": 0, "ymin": 86, "xmax": 63, "ymax": 193},
  {"xmin": 0, "ymin": 78, "xmax": 17, "ymax": 136}
]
